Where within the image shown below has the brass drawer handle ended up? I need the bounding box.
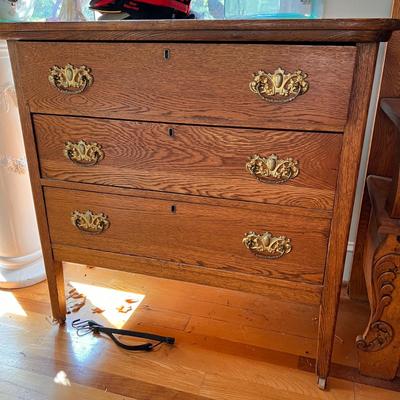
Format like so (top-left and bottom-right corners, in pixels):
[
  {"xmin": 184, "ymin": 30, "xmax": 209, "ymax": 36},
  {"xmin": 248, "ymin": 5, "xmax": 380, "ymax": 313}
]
[
  {"xmin": 246, "ymin": 154, "xmax": 299, "ymax": 184},
  {"xmin": 64, "ymin": 140, "xmax": 104, "ymax": 166},
  {"xmin": 49, "ymin": 64, "xmax": 93, "ymax": 94},
  {"xmin": 71, "ymin": 210, "xmax": 110, "ymax": 234},
  {"xmin": 250, "ymin": 67, "xmax": 309, "ymax": 104},
  {"xmin": 243, "ymin": 231, "xmax": 292, "ymax": 259}
]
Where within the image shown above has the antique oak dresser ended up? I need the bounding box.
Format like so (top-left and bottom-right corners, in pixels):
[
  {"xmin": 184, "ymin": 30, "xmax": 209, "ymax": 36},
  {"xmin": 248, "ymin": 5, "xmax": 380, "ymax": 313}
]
[{"xmin": 1, "ymin": 19, "xmax": 399, "ymax": 389}]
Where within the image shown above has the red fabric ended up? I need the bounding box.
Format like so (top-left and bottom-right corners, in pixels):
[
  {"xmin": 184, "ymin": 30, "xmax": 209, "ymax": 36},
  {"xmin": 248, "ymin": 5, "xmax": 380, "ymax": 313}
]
[
  {"xmin": 93, "ymin": 0, "xmax": 115, "ymax": 7},
  {"xmin": 138, "ymin": 0, "xmax": 190, "ymax": 14}
]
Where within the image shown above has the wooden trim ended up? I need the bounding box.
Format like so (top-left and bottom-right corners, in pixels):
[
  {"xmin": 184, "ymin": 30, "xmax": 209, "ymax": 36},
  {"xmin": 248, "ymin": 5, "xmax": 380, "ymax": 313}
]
[
  {"xmin": 316, "ymin": 42, "xmax": 379, "ymax": 380},
  {"xmin": 0, "ymin": 19, "xmax": 399, "ymax": 42},
  {"xmin": 7, "ymin": 41, "xmax": 66, "ymax": 322},
  {"xmin": 52, "ymin": 244, "xmax": 322, "ymax": 305},
  {"xmin": 2, "ymin": 19, "xmax": 400, "ymax": 32}
]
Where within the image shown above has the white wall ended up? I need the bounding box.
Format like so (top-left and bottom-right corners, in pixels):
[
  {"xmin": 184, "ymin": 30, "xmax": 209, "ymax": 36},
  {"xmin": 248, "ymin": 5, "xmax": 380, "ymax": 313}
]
[
  {"xmin": 324, "ymin": 0, "xmax": 393, "ymax": 18},
  {"xmin": 323, "ymin": 0, "xmax": 393, "ymax": 281}
]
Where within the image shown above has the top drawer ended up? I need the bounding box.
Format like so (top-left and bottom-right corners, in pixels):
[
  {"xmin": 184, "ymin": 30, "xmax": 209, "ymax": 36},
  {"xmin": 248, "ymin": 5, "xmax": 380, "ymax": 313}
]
[{"xmin": 15, "ymin": 42, "xmax": 356, "ymax": 132}]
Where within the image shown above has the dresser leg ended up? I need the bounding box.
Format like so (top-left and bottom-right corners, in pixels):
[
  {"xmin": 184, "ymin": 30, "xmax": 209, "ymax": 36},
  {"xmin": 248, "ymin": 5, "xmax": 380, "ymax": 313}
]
[
  {"xmin": 315, "ymin": 303, "xmax": 333, "ymax": 390},
  {"xmin": 46, "ymin": 260, "xmax": 66, "ymax": 324}
]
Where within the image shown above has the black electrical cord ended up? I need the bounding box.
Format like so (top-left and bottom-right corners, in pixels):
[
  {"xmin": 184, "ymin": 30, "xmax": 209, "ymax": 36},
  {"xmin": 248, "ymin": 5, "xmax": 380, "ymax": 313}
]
[{"xmin": 72, "ymin": 319, "xmax": 175, "ymax": 351}]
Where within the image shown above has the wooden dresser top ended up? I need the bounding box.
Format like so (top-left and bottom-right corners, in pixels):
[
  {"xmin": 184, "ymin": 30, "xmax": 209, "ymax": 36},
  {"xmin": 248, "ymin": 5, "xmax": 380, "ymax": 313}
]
[{"xmin": 1, "ymin": 19, "xmax": 400, "ymax": 42}]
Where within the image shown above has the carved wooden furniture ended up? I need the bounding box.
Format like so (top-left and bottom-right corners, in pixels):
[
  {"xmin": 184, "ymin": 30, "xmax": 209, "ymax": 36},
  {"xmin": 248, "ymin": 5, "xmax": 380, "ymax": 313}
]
[
  {"xmin": 350, "ymin": 4, "xmax": 400, "ymax": 302},
  {"xmin": 357, "ymin": 98, "xmax": 400, "ymax": 380},
  {"xmin": 1, "ymin": 19, "xmax": 399, "ymax": 389}
]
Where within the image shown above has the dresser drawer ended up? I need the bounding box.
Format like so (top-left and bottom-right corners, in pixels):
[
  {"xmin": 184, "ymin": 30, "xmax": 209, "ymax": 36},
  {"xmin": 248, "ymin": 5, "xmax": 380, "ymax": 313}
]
[
  {"xmin": 35, "ymin": 115, "xmax": 342, "ymax": 210},
  {"xmin": 44, "ymin": 188, "xmax": 330, "ymax": 285},
  {"xmin": 17, "ymin": 42, "xmax": 355, "ymax": 132}
]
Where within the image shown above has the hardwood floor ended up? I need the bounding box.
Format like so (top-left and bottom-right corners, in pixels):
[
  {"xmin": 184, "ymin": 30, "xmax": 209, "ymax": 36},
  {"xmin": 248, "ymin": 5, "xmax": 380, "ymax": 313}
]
[{"xmin": 0, "ymin": 263, "xmax": 398, "ymax": 399}]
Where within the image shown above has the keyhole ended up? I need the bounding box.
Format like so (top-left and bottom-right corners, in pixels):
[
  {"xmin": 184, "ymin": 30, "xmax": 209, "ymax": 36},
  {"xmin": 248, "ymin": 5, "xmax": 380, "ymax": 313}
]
[
  {"xmin": 171, "ymin": 205, "xmax": 177, "ymax": 213},
  {"xmin": 168, "ymin": 128, "xmax": 175, "ymax": 138},
  {"xmin": 164, "ymin": 49, "xmax": 171, "ymax": 60}
]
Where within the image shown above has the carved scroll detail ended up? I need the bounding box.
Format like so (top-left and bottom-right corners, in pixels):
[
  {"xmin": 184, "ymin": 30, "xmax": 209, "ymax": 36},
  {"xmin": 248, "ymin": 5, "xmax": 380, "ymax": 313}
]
[
  {"xmin": 356, "ymin": 259, "xmax": 398, "ymax": 352},
  {"xmin": 356, "ymin": 321, "xmax": 394, "ymax": 352}
]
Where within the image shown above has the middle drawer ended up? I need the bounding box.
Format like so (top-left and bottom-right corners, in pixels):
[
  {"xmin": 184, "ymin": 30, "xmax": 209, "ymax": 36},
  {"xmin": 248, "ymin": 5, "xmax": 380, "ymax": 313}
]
[{"xmin": 35, "ymin": 115, "xmax": 342, "ymax": 210}]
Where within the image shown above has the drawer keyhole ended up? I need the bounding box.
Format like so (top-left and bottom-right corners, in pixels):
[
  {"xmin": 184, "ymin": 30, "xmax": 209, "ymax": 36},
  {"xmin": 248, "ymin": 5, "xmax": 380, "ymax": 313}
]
[
  {"xmin": 171, "ymin": 205, "xmax": 177, "ymax": 214},
  {"xmin": 168, "ymin": 128, "xmax": 175, "ymax": 138},
  {"xmin": 164, "ymin": 49, "xmax": 171, "ymax": 60}
]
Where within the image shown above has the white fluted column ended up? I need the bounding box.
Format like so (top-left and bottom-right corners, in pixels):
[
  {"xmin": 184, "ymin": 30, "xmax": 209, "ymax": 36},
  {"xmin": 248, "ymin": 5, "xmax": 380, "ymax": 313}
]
[{"xmin": 0, "ymin": 40, "xmax": 45, "ymax": 288}]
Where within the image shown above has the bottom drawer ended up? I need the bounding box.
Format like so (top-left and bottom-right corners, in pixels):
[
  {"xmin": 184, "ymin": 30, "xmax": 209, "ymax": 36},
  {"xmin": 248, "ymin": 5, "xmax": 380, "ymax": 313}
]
[{"xmin": 44, "ymin": 188, "xmax": 330, "ymax": 285}]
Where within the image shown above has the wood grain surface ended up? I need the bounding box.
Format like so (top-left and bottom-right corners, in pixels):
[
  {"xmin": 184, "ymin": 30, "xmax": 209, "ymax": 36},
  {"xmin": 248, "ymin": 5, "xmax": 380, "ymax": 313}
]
[
  {"xmin": 6, "ymin": 19, "xmax": 397, "ymax": 387},
  {"xmin": 350, "ymin": 7, "xmax": 400, "ymax": 300},
  {"xmin": 316, "ymin": 43, "xmax": 379, "ymax": 381},
  {"xmin": 1, "ymin": 263, "xmax": 399, "ymax": 400},
  {"xmin": 7, "ymin": 41, "xmax": 67, "ymax": 323},
  {"xmin": 379, "ymin": 98, "xmax": 400, "ymax": 218},
  {"xmin": 367, "ymin": 176, "xmax": 400, "ymax": 236},
  {"xmin": 1, "ymin": 19, "xmax": 400, "ymax": 42},
  {"xmin": 357, "ymin": 176, "xmax": 400, "ymax": 380},
  {"xmin": 44, "ymin": 187, "xmax": 330, "ymax": 285},
  {"xmin": 34, "ymin": 115, "xmax": 342, "ymax": 210},
  {"xmin": 17, "ymin": 42, "xmax": 356, "ymax": 132},
  {"xmin": 381, "ymin": 98, "xmax": 400, "ymax": 130},
  {"xmin": 40, "ymin": 178, "xmax": 333, "ymax": 220},
  {"xmin": 52, "ymin": 245, "xmax": 322, "ymax": 305}
]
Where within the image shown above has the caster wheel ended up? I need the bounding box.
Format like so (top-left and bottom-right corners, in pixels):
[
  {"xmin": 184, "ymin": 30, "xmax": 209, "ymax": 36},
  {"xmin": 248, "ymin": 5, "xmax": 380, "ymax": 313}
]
[{"xmin": 317, "ymin": 377, "xmax": 327, "ymax": 390}]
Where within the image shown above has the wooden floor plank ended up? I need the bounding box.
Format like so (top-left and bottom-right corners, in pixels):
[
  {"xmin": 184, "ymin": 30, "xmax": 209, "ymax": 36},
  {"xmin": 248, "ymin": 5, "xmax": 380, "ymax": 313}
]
[
  {"xmin": 355, "ymin": 383, "xmax": 400, "ymax": 400},
  {"xmin": 0, "ymin": 364, "xmax": 138, "ymax": 400},
  {"xmin": 0, "ymin": 263, "xmax": 398, "ymax": 399},
  {"xmin": 200, "ymin": 372, "xmax": 354, "ymax": 400}
]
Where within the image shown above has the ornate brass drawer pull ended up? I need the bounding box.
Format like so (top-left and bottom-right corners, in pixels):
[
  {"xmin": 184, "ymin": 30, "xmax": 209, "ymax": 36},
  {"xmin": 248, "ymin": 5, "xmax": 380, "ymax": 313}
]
[
  {"xmin": 71, "ymin": 210, "xmax": 110, "ymax": 234},
  {"xmin": 243, "ymin": 231, "xmax": 292, "ymax": 259},
  {"xmin": 250, "ymin": 67, "xmax": 309, "ymax": 104},
  {"xmin": 64, "ymin": 140, "xmax": 104, "ymax": 166},
  {"xmin": 246, "ymin": 154, "xmax": 299, "ymax": 184},
  {"xmin": 49, "ymin": 64, "xmax": 93, "ymax": 94}
]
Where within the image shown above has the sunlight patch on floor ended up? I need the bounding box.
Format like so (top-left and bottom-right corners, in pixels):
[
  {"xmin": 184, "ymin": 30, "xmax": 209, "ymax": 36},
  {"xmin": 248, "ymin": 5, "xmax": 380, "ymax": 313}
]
[
  {"xmin": 54, "ymin": 370, "xmax": 71, "ymax": 387},
  {"xmin": 0, "ymin": 290, "xmax": 27, "ymax": 317},
  {"xmin": 69, "ymin": 281, "xmax": 145, "ymax": 329}
]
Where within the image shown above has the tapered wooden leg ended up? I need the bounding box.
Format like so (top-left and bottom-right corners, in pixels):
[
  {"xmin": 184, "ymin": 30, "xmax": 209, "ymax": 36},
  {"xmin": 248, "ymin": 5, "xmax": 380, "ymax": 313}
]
[
  {"xmin": 316, "ymin": 297, "xmax": 336, "ymax": 390},
  {"xmin": 45, "ymin": 260, "xmax": 66, "ymax": 324}
]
